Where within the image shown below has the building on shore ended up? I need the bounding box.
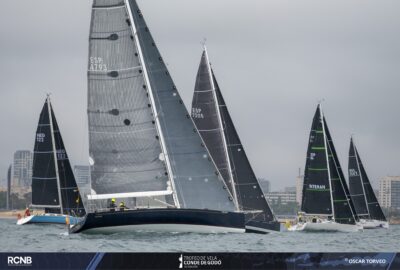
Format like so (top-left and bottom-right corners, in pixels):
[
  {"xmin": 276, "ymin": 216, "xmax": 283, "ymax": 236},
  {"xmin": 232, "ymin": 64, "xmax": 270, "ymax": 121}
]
[
  {"xmin": 379, "ymin": 176, "xmax": 400, "ymax": 209},
  {"xmin": 258, "ymin": 178, "xmax": 271, "ymax": 194},
  {"xmin": 7, "ymin": 164, "xmax": 12, "ymax": 210},
  {"xmin": 266, "ymin": 187, "xmax": 297, "ymax": 205},
  {"xmin": 295, "ymin": 169, "xmax": 304, "ymax": 206},
  {"xmin": 12, "ymin": 150, "xmax": 33, "ymax": 190}
]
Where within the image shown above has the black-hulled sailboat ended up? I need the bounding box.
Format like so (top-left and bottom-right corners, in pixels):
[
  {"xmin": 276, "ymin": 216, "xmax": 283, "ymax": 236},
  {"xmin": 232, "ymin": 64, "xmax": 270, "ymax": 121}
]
[
  {"xmin": 70, "ymin": 0, "xmax": 245, "ymax": 234},
  {"xmin": 290, "ymin": 104, "xmax": 362, "ymax": 232},
  {"xmin": 348, "ymin": 137, "xmax": 388, "ymax": 229},
  {"xmin": 17, "ymin": 96, "xmax": 86, "ymax": 225},
  {"xmin": 191, "ymin": 47, "xmax": 280, "ymax": 234}
]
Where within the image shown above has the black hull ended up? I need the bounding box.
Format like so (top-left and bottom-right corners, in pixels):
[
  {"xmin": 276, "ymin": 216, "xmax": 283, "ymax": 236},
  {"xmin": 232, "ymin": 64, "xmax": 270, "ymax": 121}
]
[
  {"xmin": 70, "ymin": 208, "xmax": 245, "ymax": 234},
  {"xmin": 245, "ymin": 220, "xmax": 281, "ymax": 234}
]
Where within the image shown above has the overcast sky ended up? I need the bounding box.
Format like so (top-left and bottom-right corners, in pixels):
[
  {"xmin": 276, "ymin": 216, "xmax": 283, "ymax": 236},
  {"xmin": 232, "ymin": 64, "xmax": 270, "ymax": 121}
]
[{"xmin": 0, "ymin": 0, "xmax": 399, "ymax": 191}]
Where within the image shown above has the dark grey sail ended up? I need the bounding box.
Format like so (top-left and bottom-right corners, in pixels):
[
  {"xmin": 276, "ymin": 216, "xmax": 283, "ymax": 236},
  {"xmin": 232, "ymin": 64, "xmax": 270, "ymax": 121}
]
[
  {"xmin": 191, "ymin": 51, "xmax": 234, "ymax": 197},
  {"xmin": 349, "ymin": 138, "xmax": 386, "ymax": 221},
  {"xmin": 50, "ymin": 107, "xmax": 86, "ymax": 217},
  {"xmin": 301, "ymin": 106, "xmax": 332, "ymax": 215},
  {"xmin": 32, "ymin": 99, "xmax": 60, "ymax": 207},
  {"xmin": 191, "ymin": 49, "xmax": 277, "ymax": 230},
  {"xmin": 324, "ymin": 119, "xmax": 357, "ymax": 224},
  {"xmin": 87, "ymin": 0, "xmax": 235, "ymax": 211}
]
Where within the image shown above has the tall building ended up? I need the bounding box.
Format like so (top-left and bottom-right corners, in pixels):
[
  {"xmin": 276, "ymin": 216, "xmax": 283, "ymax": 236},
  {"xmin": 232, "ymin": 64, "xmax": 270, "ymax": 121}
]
[
  {"xmin": 379, "ymin": 176, "xmax": 400, "ymax": 209},
  {"xmin": 258, "ymin": 178, "xmax": 271, "ymax": 194},
  {"xmin": 12, "ymin": 150, "xmax": 33, "ymax": 188},
  {"xmin": 266, "ymin": 189, "xmax": 296, "ymax": 205},
  {"xmin": 7, "ymin": 164, "xmax": 12, "ymax": 210},
  {"xmin": 296, "ymin": 170, "xmax": 304, "ymax": 206},
  {"xmin": 74, "ymin": 165, "xmax": 90, "ymax": 186}
]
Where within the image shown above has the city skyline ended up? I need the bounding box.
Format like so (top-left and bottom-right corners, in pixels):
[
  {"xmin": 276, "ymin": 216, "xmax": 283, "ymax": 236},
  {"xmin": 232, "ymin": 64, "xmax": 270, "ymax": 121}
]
[{"xmin": 0, "ymin": 0, "xmax": 399, "ymax": 191}]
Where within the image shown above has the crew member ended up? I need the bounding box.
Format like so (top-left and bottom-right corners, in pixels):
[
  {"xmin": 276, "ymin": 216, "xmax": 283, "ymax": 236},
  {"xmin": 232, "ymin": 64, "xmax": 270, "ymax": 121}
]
[
  {"xmin": 119, "ymin": 201, "xmax": 128, "ymax": 211},
  {"xmin": 109, "ymin": 198, "xmax": 116, "ymax": 212},
  {"xmin": 24, "ymin": 208, "xmax": 31, "ymax": 218}
]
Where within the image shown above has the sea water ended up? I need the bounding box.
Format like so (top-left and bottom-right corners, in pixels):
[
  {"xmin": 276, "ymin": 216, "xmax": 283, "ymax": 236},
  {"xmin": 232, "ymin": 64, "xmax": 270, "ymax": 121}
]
[{"xmin": 0, "ymin": 219, "xmax": 398, "ymax": 252}]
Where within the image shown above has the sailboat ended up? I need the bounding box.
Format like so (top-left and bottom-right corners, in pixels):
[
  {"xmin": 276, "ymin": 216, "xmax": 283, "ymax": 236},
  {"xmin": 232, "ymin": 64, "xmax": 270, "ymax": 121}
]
[
  {"xmin": 290, "ymin": 104, "xmax": 362, "ymax": 232},
  {"xmin": 191, "ymin": 47, "xmax": 280, "ymax": 234},
  {"xmin": 70, "ymin": 0, "xmax": 245, "ymax": 233},
  {"xmin": 17, "ymin": 96, "xmax": 86, "ymax": 225},
  {"xmin": 348, "ymin": 137, "xmax": 388, "ymax": 229}
]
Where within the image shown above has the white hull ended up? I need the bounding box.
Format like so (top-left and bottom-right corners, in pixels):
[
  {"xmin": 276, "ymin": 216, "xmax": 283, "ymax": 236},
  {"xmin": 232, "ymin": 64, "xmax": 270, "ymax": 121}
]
[
  {"xmin": 16, "ymin": 216, "xmax": 34, "ymax": 225},
  {"xmin": 289, "ymin": 221, "xmax": 362, "ymax": 232},
  {"xmin": 80, "ymin": 223, "xmax": 246, "ymax": 234},
  {"xmin": 358, "ymin": 219, "xmax": 389, "ymax": 229}
]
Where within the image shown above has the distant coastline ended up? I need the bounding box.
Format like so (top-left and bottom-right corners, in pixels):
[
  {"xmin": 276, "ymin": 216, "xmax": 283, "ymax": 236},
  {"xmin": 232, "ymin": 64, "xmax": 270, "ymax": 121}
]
[{"xmin": 0, "ymin": 210, "xmax": 20, "ymax": 220}]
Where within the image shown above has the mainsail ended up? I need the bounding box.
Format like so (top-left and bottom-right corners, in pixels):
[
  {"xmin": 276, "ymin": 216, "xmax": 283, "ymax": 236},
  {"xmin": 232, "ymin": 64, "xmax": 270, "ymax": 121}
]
[
  {"xmin": 348, "ymin": 138, "xmax": 386, "ymax": 221},
  {"xmin": 32, "ymin": 97, "xmax": 85, "ymax": 217},
  {"xmin": 301, "ymin": 104, "xmax": 357, "ymax": 224},
  {"xmin": 87, "ymin": 0, "xmax": 235, "ymax": 211},
  {"xmin": 191, "ymin": 48, "xmax": 276, "ymax": 223}
]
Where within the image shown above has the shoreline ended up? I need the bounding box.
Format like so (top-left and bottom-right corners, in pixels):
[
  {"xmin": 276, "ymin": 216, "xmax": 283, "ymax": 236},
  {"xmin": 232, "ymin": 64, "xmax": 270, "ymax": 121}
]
[{"xmin": 0, "ymin": 210, "xmax": 22, "ymax": 220}]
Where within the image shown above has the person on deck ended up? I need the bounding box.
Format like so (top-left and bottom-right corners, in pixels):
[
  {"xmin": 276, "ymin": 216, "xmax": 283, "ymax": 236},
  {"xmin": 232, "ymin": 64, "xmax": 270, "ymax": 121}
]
[
  {"xmin": 24, "ymin": 208, "xmax": 31, "ymax": 217},
  {"xmin": 109, "ymin": 198, "xmax": 116, "ymax": 212},
  {"xmin": 119, "ymin": 201, "xmax": 129, "ymax": 211}
]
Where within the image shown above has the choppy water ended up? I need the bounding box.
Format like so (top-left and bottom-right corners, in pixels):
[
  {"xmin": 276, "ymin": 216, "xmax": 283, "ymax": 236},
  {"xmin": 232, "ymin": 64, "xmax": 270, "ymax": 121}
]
[{"xmin": 0, "ymin": 218, "xmax": 399, "ymax": 252}]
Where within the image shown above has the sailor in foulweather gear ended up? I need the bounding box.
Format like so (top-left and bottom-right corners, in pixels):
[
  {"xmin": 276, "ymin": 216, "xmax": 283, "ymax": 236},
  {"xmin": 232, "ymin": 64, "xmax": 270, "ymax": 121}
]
[
  {"xmin": 119, "ymin": 201, "xmax": 129, "ymax": 211},
  {"xmin": 109, "ymin": 198, "xmax": 116, "ymax": 212}
]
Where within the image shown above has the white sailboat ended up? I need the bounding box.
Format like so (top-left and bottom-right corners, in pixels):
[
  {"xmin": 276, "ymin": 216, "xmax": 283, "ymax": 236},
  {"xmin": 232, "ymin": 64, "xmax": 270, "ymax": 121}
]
[{"xmin": 290, "ymin": 104, "xmax": 362, "ymax": 232}]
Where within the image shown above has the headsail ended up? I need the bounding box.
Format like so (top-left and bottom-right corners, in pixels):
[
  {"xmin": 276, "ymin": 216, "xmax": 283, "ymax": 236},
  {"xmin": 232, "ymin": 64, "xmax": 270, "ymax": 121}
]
[
  {"xmin": 324, "ymin": 119, "xmax": 357, "ymax": 224},
  {"xmin": 349, "ymin": 138, "xmax": 386, "ymax": 221},
  {"xmin": 87, "ymin": 0, "xmax": 235, "ymax": 211},
  {"xmin": 50, "ymin": 106, "xmax": 86, "ymax": 217},
  {"xmin": 191, "ymin": 48, "xmax": 276, "ymax": 223}
]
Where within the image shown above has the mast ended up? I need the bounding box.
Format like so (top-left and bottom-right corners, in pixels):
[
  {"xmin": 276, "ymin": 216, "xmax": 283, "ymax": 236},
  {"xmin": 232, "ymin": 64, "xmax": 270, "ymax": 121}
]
[
  {"xmin": 320, "ymin": 104, "xmax": 335, "ymax": 220},
  {"xmin": 352, "ymin": 137, "xmax": 370, "ymax": 218},
  {"xmin": 47, "ymin": 95, "xmax": 63, "ymax": 214},
  {"xmin": 203, "ymin": 46, "xmax": 239, "ymax": 210},
  {"xmin": 125, "ymin": 0, "xmax": 180, "ymax": 207}
]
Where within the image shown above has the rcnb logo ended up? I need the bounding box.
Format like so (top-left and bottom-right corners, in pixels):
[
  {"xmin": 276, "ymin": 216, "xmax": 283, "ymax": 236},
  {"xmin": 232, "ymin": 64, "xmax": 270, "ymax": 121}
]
[{"xmin": 7, "ymin": 256, "xmax": 32, "ymax": 266}]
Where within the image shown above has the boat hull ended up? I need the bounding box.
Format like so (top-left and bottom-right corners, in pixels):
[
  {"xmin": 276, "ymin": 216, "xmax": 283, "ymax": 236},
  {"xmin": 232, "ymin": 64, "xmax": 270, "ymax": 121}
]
[
  {"xmin": 70, "ymin": 208, "xmax": 245, "ymax": 234},
  {"xmin": 289, "ymin": 221, "xmax": 362, "ymax": 232},
  {"xmin": 359, "ymin": 219, "xmax": 389, "ymax": 229},
  {"xmin": 16, "ymin": 214, "xmax": 82, "ymax": 225},
  {"xmin": 245, "ymin": 220, "xmax": 281, "ymax": 234}
]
